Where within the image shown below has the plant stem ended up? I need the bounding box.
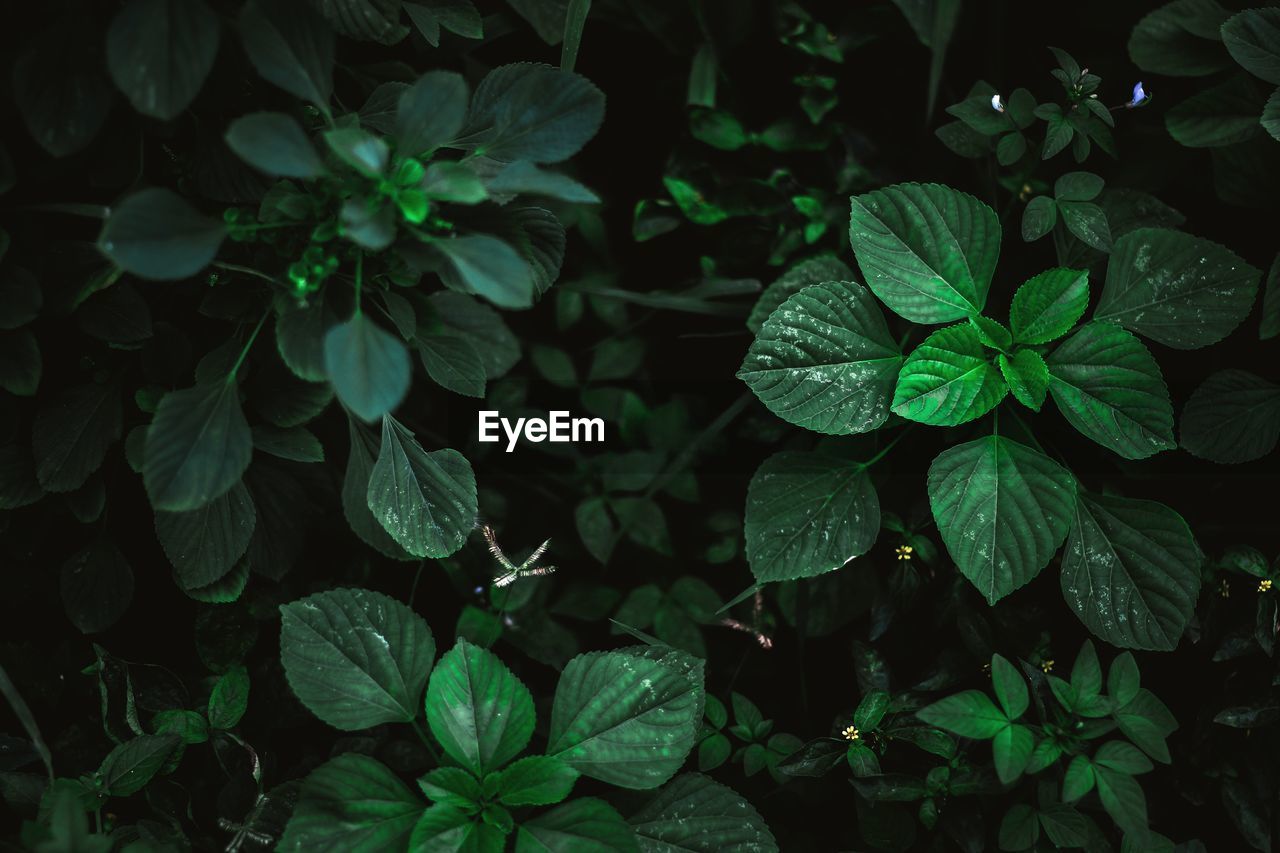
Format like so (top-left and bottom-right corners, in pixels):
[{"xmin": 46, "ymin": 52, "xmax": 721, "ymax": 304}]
[
  {"xmin": 226, "ymin": 311, "xmax": 270, "ymax": 385},
  {"xmin": 354, "ymin": 251, "xmax": 364, "ymax": 316},
  {"xmin": 862, "ymin": 426, "xmax": 913, "ymax": 468},
  {"xmin": 212, "ymin": 261, "xmax": 278, "ymax": 284}
]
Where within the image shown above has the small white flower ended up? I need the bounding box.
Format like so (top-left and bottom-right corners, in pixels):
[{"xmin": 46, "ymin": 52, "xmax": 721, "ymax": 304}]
[{"xmin": 991, "ymin": 94, "xmax": 1005, "ymax": 113}]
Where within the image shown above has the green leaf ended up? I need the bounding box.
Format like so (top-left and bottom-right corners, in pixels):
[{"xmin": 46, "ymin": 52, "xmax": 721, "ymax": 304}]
[
  {"xmin": 1180, "ymin": 369, "xmax": 1280, "ymax": 463},
  {"xmin": 1042, "ymin": 113, "xmax": 1074, "ymax": 159},
  {"xmin": 1108, "ymin": 652, "xmax": 1141, "ymax": 706},
  {"xmin": 278, "ymin": 754, "xmax": 420, "ymax": 851},
  {"xmin": 279, "ymin": 587, "xmax": 436, "ymax": 729},
  {"xmin": 59, "ymin": 540, "xmax": 134, "ymax": 634},
  {"xmin": 405, "ymin": 0, "xmax": 483, "ymax": 43},
  {"xmin": 1046, "ymin": 323, "xmax": 1175, "ymax": 459},
  {"xmin": 1021, "ymin": 196, "xmax": 1057, "ymax": 242},
  {"xmin": 737, "ymin": 280, "xmax": 902, "ymax": 435},
  {"xmin": 854, "ymin": 690, "xmax": 891, "ymax": 731},
  {"xmin": 493, "ymin": 756, "xmax": 578, "ymax": 807},
  {"xmin": 276, "ymin": 289, "xmax": 341, "ymax": 382},
  {"xmin": 144, "ymin": 381, "xmax": 253, "ymax": 511},
  {"xmin": 418, "ymin": 767, "xmax": 482, "ymax": 811},
  {"xmin": 1115, "ymin": 689, "xmax": 1177, "ymax": 763},
  {"xmin": 517, "ymin": 797, "xmax": 639, "ymax": 853},
  {"xmin": 998, "ymin": 803, "xmax": 1039, "ymax": 851},
  {"xmin": 183, "ymin": 559, "xmax": 250, "ymax": 604},
  {"xmin": 436, "ymin": 235, "xmax": 536, "ymax": 309},
  {"xmin": 747, "ymin": 255, "xmax": 853, "ymax": 334},
  {"xmin": 1055, "ymin": 171, "xmax": 1105, "ymax": 202},
  {"xmin": 1072, "ymin": 641, "xmax": 1103, "ymax": 698},
  {"xmin": 1222, "ymin": 9, "xmax": 1280, "ymax": 85},
  {"xmin": 152, "ymin": 709, "xmax": 209, "ymax": 745},
  {"xmin": 1263, "ymin": 88, "xmax": 1280, "ymax": 142},
  {"xmin": 1096, "ymin": 228, "xmax": 1260, "ymax": 349},
  {"xmin": 489, "ymin": 160, "xmax": 600, "ymax": 203},
  {"xmin": 1094, "ymin": 741, "xmax": 1154, "ymax": 775},
  {"xmin": 342, "ymin": 419, "xmax": 415, "ymax": 560},
  {"xmin": 323, "ymin": 314, "xmax": 410, "ymax": 422},
  {"xmin": 1061, "ymin": 492, "xmax": 1202, "ymax": 651},
  {"xmin": 155, "ymin": 481, "xmax": 256, "ymax": 588},
  {"xmin": 991, "ymin": 655, "xmax": 1029, "ymax": 719},
  {"xmin": 426, "ymin": 639, "xmax": 535, "ymax": 776},
  {"xmin": 460, "ymin": 64, "xmax": 604, "ymax": 164},
  {"xmin": 100, "ymin": 188, "xmax": 226, "ymax": 280},
  {"xmin": 252, "ymin": 424, "xmax": 324, "ymax": 462},
  {"xmin": 970, "ymin": 316, "xmax": 1012, "ymax": 351},
  {"xmin": 106, "ymin": 0, "xmax": 219, "ymax": 120},
  {"xmin": 207, "ymin": 666, "xmax": 250, "ymax": 729},
  {"xmin": 743, "ymin": 451, "xmax": 880, "ymax": 583},
  {"xmin": 0, "ymin": 330, "xmax": 41, "ymax": 396},
  {"xmin": 1166, "ymin": 75, "xmax": 1266, "ymax": 147},
  {"xmin": 418, "ymin": 333, "xmax": 486, "ymax": 398},
  {"xmin": 629, "ymin": 773, "xmax": 777, "ymax": 853},
  {"xmin": 1095, "ymin": 765, "xmax": 1149, "ymax": 840},
  {"xmin": 1010, "ymin": 268, "xmax": 1089, "ymax": 345},
  {"xmin": 1059, "ymin": 202, "xmax": 1112, "ymax": 252},
  {"xmin": 98, "ymin": 734, "xmax": 181, "ymax": 797},
  {"xmin": 33, "ymin": 382, "xmax": 122, "ymax": 493},
  {"xmin": 848, "ymin": 183, "xmax": 1000, "ymax": 323},
  {"xmin": 1128, "ymin": 0, "xmax": 1232, "ymax": 77},
  {"xmin": 928, "ymin": 436, "xmax": 1076, "ymax": 604},
  {"xmin": 893, "ymin": 323, "xmax": 1007, "ymax": 425},
  {"xmin": 1038, "ymin": 805, "xmax": 1089, "ymax": 848},
  {"xmin": 423, "ymin": 162, "xmax": 487, "ymax": 204},
  {"xmin": 998, "ymin": 350, "xmax": 1049, "ymax": 411},
  {"xmin": 409, "ymin": 804, "xmax": 500, "ymax": 851},
  {"xmin": 397, "ymin": 70, "xmax": 468, "ymax": 156},
  {"xmin": 239, "ymin": 0, "xmax": 334, "ymax": 112},
  {"xmin": 992, "ymin": 724, "xmax": 1034, "ymax": 784},
  {"xmin": 1062, "ymin": 754, "xmax": 1095, "ymax": 801},
  {"xmin": 324, "ymin": 128, "xmax": 389, "ymax": 177},
  {"xmin": 226, "ymin": 112, "xmax": 324, "ymax": 178},
  {"xmin": 367, "ymin": 416, "xmax": 476, "ymax": 558},
  {"xmin": 549, "ymin": 648, "xmax": 702, "ymax": 789},
  {"xmin": 917, "ymin": 691, "xmax": 1008, "ymax": 739}
]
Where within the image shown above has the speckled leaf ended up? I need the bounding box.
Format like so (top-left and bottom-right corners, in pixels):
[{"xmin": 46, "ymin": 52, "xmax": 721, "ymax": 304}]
[
  {"xmin": 426, "ymin": 639, "xmax": 535, "ymax": 776},
  {"xmin": 1046, "ymin": 323, "xmax": 1175, "ymax": 459},
  {"xmin": 738, "ymin": 281, "xmax": 902, "ymax": 435},
  {"xmin": 1180, "ymin": 369, "xmax": 1280, "ymax": 463},
  {"xmin": 999, "ymin": 350, "xmax": 1049, "ymax": 411},
  {"xmin": 744, "ymin": 451, "xmax": 879, "ymax": 583},
  {"xmin": 848, "ymin": 183, "xmax": 1000, "ymax": 323},
  {"xmin": 278, "ymin": 754, "xmax": 420, "ymax": 851},
  {"xmin": 1095, "ymin": 228, "xmax": 1260, "ymax": 349},
  {"xmin": 279, "ymin": 587, "xmax": 436, "ymax": 729},
  {"xmin": 629, "ymin": 773, "xmax": 778, "ymax": 853},
  {"xmin": 928, "ymin": 436, "xmax": 1076, "ymax": 604},
  {"xmin": 892, "ymin": 323, "xmax": 1007, "ymax": 426},
  {"xmin": 342, "ymin": 418, "xmax": 415, "ymax": 560},
  {"xmin": 549, "ymin": 649, "xmax": 703, "ymax": 789},
  {"xmin": 746, "ymin": 255, "xmax": 853, "ymax": 334},
  {"xmin": 1060, "ymin": 492, "xmax": 1202, "ymax": 651},
  {"xmin": 366, "ymin": 416, "xmax": 476, "ymax": 558}
]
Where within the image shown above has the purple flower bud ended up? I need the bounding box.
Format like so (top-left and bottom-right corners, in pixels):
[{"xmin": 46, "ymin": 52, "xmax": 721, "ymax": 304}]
[
  {"xmin": 1126, "ymin": 82, "xmax": 1148, "ymax": 108},
  {"xmin": 991, "ymin": 94, "xmax": 1005, "ymax": 113}
]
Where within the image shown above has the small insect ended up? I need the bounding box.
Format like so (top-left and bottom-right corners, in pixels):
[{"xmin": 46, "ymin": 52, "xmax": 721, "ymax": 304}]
[
  {"xmin": 483, "ymin": 525, "xmax": 557, "ymax": 588},
  {"xmin": 720, "ymin": 588, "xmax": 774, "ymax": 650}
]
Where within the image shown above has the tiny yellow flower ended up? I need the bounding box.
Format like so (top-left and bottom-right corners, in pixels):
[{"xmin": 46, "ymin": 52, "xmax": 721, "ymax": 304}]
[
  {"xmin": 1259, "ymin": 579, "xmax": 1273, "ymax": 593},
  {"xmin": 1041, "ymin": 659, "xmax": 1055, "ymax": 673},
  {"xmin": 1220, "ymin": 579, "xmax": 1231, "ymax": 598},
  {"xmin": 895, "ymin": 545, "xmax": 914, "ymax": 561},
  {"xmin": 981, "ymin": 663, "xmax": 991, "ymax": 677},
  {"xmin": 842, "ymin": 725, "xmax": 860, "ymax": 741}
]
